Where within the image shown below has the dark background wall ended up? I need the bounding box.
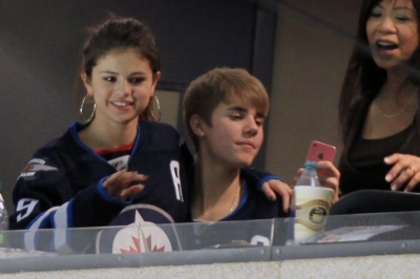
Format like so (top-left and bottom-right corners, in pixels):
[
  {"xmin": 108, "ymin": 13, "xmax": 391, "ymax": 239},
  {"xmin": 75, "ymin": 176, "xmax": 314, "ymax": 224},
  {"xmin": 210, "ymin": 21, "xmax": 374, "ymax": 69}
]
[
  {"xmin": 0, "ymin": 0, "xmax": 276, "ymax": 211},
  {"xmin": 267, "ymin": 0, "xmax": 362, "ymax": 182}
]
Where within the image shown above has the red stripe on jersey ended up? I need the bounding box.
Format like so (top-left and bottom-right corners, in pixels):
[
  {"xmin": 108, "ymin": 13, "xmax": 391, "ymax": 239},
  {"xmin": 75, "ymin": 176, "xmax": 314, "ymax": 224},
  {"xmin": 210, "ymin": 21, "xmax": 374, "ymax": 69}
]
[{"xmin": 95, "ymin": 142, "xmax": 134, "ymax": 156}]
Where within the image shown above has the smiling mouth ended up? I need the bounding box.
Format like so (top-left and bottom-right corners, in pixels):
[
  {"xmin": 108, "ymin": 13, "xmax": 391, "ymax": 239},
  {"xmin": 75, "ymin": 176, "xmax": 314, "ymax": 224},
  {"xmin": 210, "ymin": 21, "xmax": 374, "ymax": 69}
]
[
  {"xmin": 111, "ymin": 101, "xmax": 132, "ymax": 107},
  {"xmin": 376, "ymin": 41, "xmax": 398, "ymax": 52}
]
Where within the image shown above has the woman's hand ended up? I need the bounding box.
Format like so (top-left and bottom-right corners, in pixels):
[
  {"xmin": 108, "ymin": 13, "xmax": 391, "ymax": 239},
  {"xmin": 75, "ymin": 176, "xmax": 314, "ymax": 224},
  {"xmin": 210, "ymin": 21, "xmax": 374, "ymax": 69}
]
[
  {"xmin": 103, "ymin": 170, "xmax": 147, "ymax": 199},
  {"xmin": 384, "ymin": 153, "xmax": 420, "ymax": 192},
  {"xmin": 316, "ymin": 161, "xmax": 340, "ymax": 203},
  {"xmin": 293, "ymin": 161, "xmax": 340, "ymax": 203},
  {"xmin": 261, "ymin": 180, "xmax": 292, "ymax": 213}
]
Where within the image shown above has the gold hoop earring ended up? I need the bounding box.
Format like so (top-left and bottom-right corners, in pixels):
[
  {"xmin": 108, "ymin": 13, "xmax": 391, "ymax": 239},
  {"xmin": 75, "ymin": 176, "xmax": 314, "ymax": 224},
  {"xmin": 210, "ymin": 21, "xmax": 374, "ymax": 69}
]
[
  {"xmin": 79, "ymin": 95, "xmax": 96, "ymax": 123},
  {"xmin": 150, "ymin": 95, "xmax": 161, "ymax": 122}
]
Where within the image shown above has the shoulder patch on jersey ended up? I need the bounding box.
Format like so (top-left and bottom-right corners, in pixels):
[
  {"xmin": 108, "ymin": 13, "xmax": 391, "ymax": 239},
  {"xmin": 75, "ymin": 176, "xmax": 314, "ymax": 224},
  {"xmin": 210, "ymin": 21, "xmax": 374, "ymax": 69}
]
[{"xmin": 19, "ymin": 158, "xmax": 58, "ymax": 178}]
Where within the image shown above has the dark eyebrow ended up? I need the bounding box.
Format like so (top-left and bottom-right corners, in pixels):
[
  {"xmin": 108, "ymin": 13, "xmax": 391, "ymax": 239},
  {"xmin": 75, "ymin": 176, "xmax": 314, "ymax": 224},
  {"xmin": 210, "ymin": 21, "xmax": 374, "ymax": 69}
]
[
  {"xmin": 99, "ymin": 70, "xmax": 118, "ymax": 74},
  {"xmin": 394, "ymin": 7, "xmax": 416, "ymax": 13},
  {"xmin": 99, "ymin": 71, "xmax": 147, "ymax": 75},
  {"xmin": 227, "ymin": 106, "xmax": 247, "ymax": 113},
  {"xmin": 376, "ymin": 3, "xmax": 416, "ymax": 12},
  {"xmin": 255, "ymin": 112, "xmax": 266, "ymax": 119},
  {"xmin": 129, "ymin": 72, "xmax": 148, "ymax": 76},
  {"xmin": 227, "ymin": 106, "xmax": 266, "ymax": 118}
]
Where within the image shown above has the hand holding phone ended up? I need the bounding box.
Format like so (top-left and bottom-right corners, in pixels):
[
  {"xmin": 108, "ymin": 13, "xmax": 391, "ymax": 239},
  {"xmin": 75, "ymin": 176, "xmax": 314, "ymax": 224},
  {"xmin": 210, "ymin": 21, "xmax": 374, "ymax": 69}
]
[{"xmin": 305, "ymin": 140, "xmax": 336, "ymax": 163}]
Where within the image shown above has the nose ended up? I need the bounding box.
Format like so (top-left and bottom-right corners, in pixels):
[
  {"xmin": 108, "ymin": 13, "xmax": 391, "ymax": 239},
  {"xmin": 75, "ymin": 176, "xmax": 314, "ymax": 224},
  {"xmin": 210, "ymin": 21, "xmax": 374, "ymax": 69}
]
[
  {"xmin": 116, "ymin": 80, "xmax": 131, "ymax": 96},
  {"xmin": 244, "ymin": 116, "xmax": 259, "ymax": 137},
  {"xmin": 377, "ymin": 16, "xmax": 397, "ymax": 34}
]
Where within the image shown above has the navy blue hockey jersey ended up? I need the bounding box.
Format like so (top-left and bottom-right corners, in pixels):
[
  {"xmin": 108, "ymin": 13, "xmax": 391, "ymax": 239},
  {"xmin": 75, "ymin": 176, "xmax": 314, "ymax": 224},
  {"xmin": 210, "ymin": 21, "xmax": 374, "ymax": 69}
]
[
  {"xmin": 179, "ymin": 170, "xmax": 288, "ymax": 250},
  {"xmin": 10, "ymin": 121, "xmax": 286, "ymax": 253},
  {"xmin": 10, "ymin": 121, "xmax": 193, "ymax": 251}
]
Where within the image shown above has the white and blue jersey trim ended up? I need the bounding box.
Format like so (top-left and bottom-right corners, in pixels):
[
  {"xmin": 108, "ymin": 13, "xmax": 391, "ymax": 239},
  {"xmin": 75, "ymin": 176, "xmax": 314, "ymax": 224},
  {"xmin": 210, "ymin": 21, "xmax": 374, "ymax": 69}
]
[{"xmin": 69, "ymin": 122, "xmax": 142, "ymax": 166}]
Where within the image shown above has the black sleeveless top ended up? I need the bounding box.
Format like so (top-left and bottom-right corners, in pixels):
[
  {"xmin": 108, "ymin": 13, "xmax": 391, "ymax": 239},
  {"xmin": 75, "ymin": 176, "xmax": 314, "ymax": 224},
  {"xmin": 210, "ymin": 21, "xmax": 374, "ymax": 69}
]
[
  {"xmin": 339, "ymin": 92, "xmax": 420, "ymax": 196},
  {"xmin": 339, "ymin": 125, "xmax": 415, "ymax": 195}
]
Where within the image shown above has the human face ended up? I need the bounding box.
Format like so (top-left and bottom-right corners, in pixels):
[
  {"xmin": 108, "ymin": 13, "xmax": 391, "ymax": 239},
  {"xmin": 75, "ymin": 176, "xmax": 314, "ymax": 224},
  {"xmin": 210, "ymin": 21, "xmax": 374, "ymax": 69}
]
[
  {"xmin": 83, "ymin": 47, "xmax": 160, "ymax": 126},
  {"xmin": 366, "ymin": 0, "xmax": 419, "ymax": 69},
  {"xmin": 200, "ymin": 101, "xmax": 265, "ymax": 168}
]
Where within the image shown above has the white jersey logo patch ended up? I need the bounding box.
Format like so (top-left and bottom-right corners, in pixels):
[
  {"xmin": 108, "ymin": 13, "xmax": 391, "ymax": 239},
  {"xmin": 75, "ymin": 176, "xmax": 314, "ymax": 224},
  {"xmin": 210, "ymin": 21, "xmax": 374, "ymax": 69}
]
[
  {"xmin": 112, "ymin": 211, "xmax": 172, "ymax": 253},
  {"xmin": 19, "ymin": 158, "xmax": 58, "ymax": 178},
  {"xmin": 108, "ymin": 155, "xmax": 130, "ymax": 171}
]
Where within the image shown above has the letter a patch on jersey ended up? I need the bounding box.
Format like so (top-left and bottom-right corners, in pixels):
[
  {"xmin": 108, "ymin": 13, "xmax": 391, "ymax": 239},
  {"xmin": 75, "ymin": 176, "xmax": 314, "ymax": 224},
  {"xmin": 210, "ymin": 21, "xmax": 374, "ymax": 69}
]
[{"xmin": 170, "ymin": 160, "xmax": 183, "ymax": 202}]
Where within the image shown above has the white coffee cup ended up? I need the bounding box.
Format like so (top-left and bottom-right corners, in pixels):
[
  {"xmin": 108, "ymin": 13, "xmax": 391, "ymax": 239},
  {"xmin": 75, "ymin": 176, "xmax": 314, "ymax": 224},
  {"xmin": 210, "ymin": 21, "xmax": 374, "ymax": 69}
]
[{"xmin": 292, "ymin": 186, "xmax": 334, "ymax": 243}]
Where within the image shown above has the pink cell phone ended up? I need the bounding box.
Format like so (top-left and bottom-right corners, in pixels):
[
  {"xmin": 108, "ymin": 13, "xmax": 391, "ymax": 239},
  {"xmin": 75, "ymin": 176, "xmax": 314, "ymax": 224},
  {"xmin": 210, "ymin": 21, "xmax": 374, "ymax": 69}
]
[{"xmin": 305, "ymin": 140, "xmax": 336, "ymax": 163}]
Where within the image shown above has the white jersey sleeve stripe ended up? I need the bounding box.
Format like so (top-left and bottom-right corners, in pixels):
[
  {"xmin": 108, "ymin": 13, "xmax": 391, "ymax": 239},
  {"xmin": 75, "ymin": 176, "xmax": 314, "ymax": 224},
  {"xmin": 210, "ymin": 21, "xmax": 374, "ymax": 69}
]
[
  {"xmin": 24, "ymin": 206, "xmax": 59, "ymax": 250},
  {"xmin": 52, "ymin": 201, "xmax": 76, "ymax": 253},
  {"xmin": 53, "ymin": 201, "xmax": 70, "ymax": 228}
]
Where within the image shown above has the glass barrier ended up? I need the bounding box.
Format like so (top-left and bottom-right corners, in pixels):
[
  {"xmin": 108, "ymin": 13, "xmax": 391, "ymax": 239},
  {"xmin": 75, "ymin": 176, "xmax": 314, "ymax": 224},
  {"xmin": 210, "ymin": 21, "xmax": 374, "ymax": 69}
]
[
  {"xmin": 1, "ymin": 212, "xmax": 420, "ymax": 273},
  {"xmin": 272, "ymin": 211, "xmax": 420, "ymax": 261},
  {"xmin": 1, "ymin": 219, "xmax": 276, "ymax": 255}
]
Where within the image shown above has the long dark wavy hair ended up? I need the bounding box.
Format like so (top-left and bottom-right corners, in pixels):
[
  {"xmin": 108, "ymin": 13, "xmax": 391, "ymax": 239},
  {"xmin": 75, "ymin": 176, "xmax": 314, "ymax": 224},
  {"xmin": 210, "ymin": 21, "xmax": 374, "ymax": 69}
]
[{"xmin": 339, "ymin": 0, "xmax": 420, "ymax": 149}]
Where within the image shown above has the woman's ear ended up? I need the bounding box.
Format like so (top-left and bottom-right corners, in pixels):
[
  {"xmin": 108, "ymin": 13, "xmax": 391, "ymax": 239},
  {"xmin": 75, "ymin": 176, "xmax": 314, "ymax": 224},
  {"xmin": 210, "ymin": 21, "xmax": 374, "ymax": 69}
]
[
  {"xmin": 81, "ymin": 72, "xmax": 93, "ymax": 96},
  {"xmin": 190, "ymin": 114, "xmax": 205, "ymax": 137},
  {"xmin": 151, "ymin": 71, "xmax": 162, "ymax": 97},
  {"xmin": 154, "ymin": 71, "xmax": 162, "ymax": 83}
]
